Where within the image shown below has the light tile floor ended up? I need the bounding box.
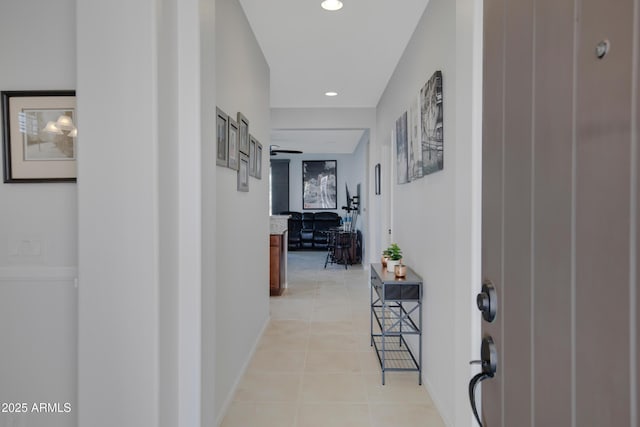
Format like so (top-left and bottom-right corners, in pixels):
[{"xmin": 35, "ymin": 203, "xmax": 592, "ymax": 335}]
[{"xmin": 221, "ymin": 251, "xmax": 445, "ymax": 427}]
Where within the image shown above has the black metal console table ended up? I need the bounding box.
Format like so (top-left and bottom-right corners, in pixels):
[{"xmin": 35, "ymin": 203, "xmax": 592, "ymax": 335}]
[{"xmin": 370, "ymin": 264, "xmax": 423, "ymax": 385}]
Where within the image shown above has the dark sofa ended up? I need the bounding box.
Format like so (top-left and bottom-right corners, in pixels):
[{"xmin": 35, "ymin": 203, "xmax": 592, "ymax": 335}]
[{"xmin": 280, "ymin": 211, "xmax": 341, "ymax": 250}]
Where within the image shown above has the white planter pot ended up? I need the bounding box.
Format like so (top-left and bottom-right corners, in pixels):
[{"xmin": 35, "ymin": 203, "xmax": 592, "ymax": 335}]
[{"xmin": 386, "ymin": 259, "xmax": 401, "ymax": 272}]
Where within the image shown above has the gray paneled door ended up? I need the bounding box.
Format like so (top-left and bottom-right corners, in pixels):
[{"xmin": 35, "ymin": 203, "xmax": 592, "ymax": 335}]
[{"xmin": 481, "ymin": 0, "xmax": 639, "ymax": 426}]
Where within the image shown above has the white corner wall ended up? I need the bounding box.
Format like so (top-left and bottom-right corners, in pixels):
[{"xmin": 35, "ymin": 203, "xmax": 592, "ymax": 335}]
[
  {"xmin": 77, "ymin": 0, "xmax": 162, "ymax": 424},
  {"xmin": 374, "ymin": 0, "xmax": 482, "ymax": 425},
  {"xmin": 214, "ymin": 0, "xmax": 270, "ymax": 421},
  {"xmin": 199, "ymin": 0, "xmax": 217, "ymax": 426},
  {"xmin": 0, "ymin": 2, "xmax": 77, "ymax": 427},
  {"xmin": 77, "ymin": 0, "xmax": 206, "ymax": 426}
]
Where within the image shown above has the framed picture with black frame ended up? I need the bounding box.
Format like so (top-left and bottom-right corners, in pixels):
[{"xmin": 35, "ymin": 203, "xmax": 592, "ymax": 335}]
[
  {"xmin": 227, "ymin": 116, "xmax": 239, "ymax": 170},
  {"xmin": 255, "ymin": 141, "xmax": 263, "ymax": 179},
  {"xmin": 237, "ymin": 153, "xmax": 249, "ymax": 192},
  {"xmin": 249, "ymin": 135, "xmax": 257, "ymax": 177},
  {"xmin": 374, "ymin": 163, "xmax": 381, "ymax": 195},
  {"xmin": 237, "ymin": 112, "xmax": 249, "ymax": 155},
  {"xmin": 2, "ymin": 90, "xmax": 77, "ymax": 183},
  {"xmin": 302, "ymin": 160, "xmax": 337, "ymax": 210},
  {"xmin": 216, "ymin": 107, "xmax": 228, "ymax": 166}
]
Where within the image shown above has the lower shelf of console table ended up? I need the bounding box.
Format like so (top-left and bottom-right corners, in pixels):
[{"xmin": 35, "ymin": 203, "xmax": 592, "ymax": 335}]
[{"xmin": 371, "ymin": 334, "xmax": 420, "ymax": 370}]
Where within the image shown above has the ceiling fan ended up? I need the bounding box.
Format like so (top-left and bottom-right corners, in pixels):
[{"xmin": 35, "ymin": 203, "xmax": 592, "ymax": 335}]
[{"xmin": 270, "ymin": 145, "xmax": 303, "ymax": 156}]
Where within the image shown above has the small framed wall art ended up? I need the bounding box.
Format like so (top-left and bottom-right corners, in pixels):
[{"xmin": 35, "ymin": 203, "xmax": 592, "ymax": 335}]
[
  {"xmin": 255, "ymin": 141, "xmax": 263, "ymax": 179},
  {"xmin": 216, "ymin": 107, "xmax": 228, "ymax": 166},
  {"xmin": 237, "ymin": 152, "xmax": 249, "ymax": 192},
  {"xmin": 227, "ymin": 116, "xmax": 239, "ymax": 170},
  {"xmin": 237, "ymin": 112, "xmax": 249, "ymax": 155},
  {"xmin": 249, "ymin": 135, "xmax": 257, "ymax": 177},
  {"xmin": 2, "ymin": 90, "xmax": 77, "ymax": 183}
]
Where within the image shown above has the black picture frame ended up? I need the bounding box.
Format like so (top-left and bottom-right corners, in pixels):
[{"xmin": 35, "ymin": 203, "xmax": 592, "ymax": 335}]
[
  {"xmin": 227, "ymin": 117, "xmax": 239, "ymax": 170},
  {"xmin": 249, "ymin": 135, "xmax": 257, "ymax": 177},
  {"xmin": 237, "ymin": 112, "xmax": 249, "ymax": 155},
  {"xmin": 302, "ymin": 160, "xmax": 337, "ymax": 210},
  {"xmin": 255, "ymin": 141, "xmax": 263, "ymax": 179},
  {"xmin": 237, "ymin": 153, "xmax": 249, "ymax": 192},
  {"xmin": 2, "ymin": 90, "xmax": 77, "ymax": 183},
  {"xmin": 375, "ymin": 163, "xmax": 381, "ymax": 195},
  {"xmin": 216, "ymin": 107, "xmax": 228, "ymax": 167}
]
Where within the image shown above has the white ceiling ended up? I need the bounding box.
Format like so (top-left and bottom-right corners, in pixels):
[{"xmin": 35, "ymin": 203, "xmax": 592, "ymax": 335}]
[
  {"xmin": 270, "ymin": 129, "xmax": 366, "ymax": 155},
  {"xmin": 239, "ymin": 0, "xmax": 430, "ymax": 153}
]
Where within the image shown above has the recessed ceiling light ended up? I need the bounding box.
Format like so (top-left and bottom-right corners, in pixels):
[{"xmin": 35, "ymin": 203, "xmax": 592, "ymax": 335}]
[
  {"xmin": 325, "ymin": 91, "xmax": 338, "ymax": 97},
  {"xmin": 321, "ymin": 0, "xmax": 343, "ymax": 11}
]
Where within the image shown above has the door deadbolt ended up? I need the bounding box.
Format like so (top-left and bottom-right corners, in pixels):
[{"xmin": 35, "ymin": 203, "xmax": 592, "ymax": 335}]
[{"xmin": 476, "ymin": 280, "xmax": 497, "ymax": 322}]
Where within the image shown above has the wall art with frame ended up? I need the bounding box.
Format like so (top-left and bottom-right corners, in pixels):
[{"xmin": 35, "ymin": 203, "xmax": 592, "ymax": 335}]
[
  {"xmin": 237, "ymin": 152, "xmax": 249, "ymax": 192},
  {"xmin": 216, "ymin": 107, "xmax": 228, "ymax": 167},
  {"xmin": 302, "ymin": 160, "xmax": 337, "ymax": 210},
  {"xmin": 255, "ymin": 141, "xmax": 262, "ymax": 179},
  {"xmin": 227, "ymin": 116, "xmax": 239, "ymax": 170},
  {"xmin": 237, "ymin": 112, "xmax": 249, "ymax": 155},
  {"xmin": 394, "ymin": 70, "xmax": 444, "ymax": 184},
  {"xmin": 420, "ymin": 70, "xmax": 444, "ymax": 175},
  {"xmin": 249, "ymin": 135, "xmax": 257, "ymax": 177},
  {"xmin": 248, "ymin": 135, "xmax": 263, "ymax": 179},
  {"xmin": 2, "ymin": 90, "xmax": 77, "ymax": 183}
]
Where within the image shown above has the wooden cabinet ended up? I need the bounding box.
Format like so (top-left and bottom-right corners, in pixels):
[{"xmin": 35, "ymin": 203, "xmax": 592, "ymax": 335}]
[
  {"xmin": 269, "ymin": 233, "xmax": 286, "ymax": 296},
  {"xmin": 333, "ymin": 231, "xmax": 361, "ymax": 265}
]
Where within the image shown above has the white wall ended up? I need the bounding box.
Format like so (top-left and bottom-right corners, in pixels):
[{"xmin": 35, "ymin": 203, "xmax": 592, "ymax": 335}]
[
  {"xmin": 77, "ymin": 0, "xmax": 206, "ymax": 426},
  {"xmin": 157, "ymin": 1, "xmax": 180, "ymax": 426},
  {"xmin": 214, "ymin": 0, "xmax": 270, "ymax": 421},
  {"xmin": 0, "ymin": 2, "xmax": 77, "ymax": 426},
  {"xmin": 374, "ymin": 0, "xmax": 482, "ymax": 425},
  {"xmin": 199, "ymin": 0, "xmax": 217, "ymax": 426},
  {"xmin": 350, "ymin": 131, "xmax": 369, "ymax": 255},
  {"xmin": 77, "ymin": 0, "xmax": 161, "ymax": 424}
]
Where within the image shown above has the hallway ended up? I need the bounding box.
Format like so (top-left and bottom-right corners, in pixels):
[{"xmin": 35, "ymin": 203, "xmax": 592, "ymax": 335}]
[{"xmin": 221, "ymin": 251, "xmax": 445, "ymax": 427}]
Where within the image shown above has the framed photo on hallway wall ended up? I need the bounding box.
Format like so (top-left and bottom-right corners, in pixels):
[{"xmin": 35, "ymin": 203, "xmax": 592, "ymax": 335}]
[
  {"xmin": 2, "ymin": 90, "xmax": 77, "ymax": 183},
  {"xmin": 237, "ymin": 112, "xmax": 249, "ymax": 155},
  {"xmin": 237, "ymin": 153, "xmax": 249, "ymax": 192},
  {"xmin": 249, "ymin": 135, "xmax": 257, "ymax": 177},
  {"xmin": 227, "ymin": 117, "xmax": 239, "ymax": 170},
  {"xmin": 302, "ymin": 160, "xmax": 337, "ymax": 210},
  {"xmin": 216, "ymin": 107, "xmax": 228, "ymax": 167}
]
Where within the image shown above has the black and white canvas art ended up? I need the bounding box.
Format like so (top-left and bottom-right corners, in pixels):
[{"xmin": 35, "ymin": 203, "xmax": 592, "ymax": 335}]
[
  {"xmin": 392, "ymin": 70, "xmax": 444, "ymax": 185},
  {"xmin": 408, "ymin": 94, "xmax": 423, "ymax": 181},
  {"xmin": 303, "ymin": 160, "xmax": 337, "ymax": 210},
  {"xmin": 420, "ymin": 70, "xmax": 444, "ymax": 175},
  {"xmin": 395, "ymin": 111, "xmax": 408, "ymax": 184}
]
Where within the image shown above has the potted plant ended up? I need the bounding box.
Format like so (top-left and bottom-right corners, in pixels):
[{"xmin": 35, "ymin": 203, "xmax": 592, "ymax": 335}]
[
  {"xmin": 381, "ymin": 248, "xmax": 391, "ymax": 267},
  {"xmin": 385, "ymin": 243, "xmax": 403, "ymax": 272}
]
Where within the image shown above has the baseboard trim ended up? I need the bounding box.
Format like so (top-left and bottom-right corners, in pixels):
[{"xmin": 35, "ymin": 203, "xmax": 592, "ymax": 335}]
[
  {"xmin": 0, "ymin": 266, "xmax": 78, "ymax": 282},
  {"xmin": 423, "ymin": 377, "xmax": 454, "ymax": 427},
  {"xmin": 215, "ymin": 314, "xmax": 270, "ymax": 427}
]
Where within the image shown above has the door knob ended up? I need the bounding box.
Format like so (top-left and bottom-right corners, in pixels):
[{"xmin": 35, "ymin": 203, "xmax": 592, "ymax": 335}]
[
  {"xmin": 476, "ymin": 280, "xmax": 497, "ymax": 322},
  {"xmin": 469, "ymin": 336, "xmax": 498, "ymax": 427}
]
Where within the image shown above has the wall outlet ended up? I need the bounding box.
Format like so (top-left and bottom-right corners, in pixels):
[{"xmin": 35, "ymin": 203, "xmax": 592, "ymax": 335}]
[
  {"xmin": 10, "ymin": 239, "xmax": 42, "ymax": 257},
  {"xmin": 6, "ymin": 234, "xmax": 45, "ymax": 264}
]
